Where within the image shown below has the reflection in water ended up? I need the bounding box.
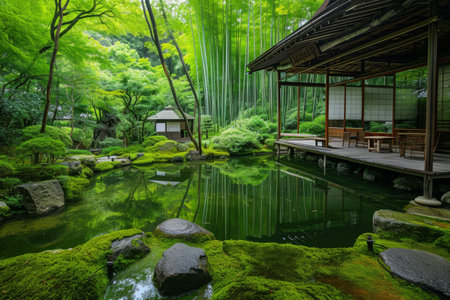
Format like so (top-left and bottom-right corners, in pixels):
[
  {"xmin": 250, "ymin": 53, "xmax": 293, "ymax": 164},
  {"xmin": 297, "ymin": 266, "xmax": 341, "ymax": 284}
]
[{"xmin": 0, "ymin": 157, "xmax": 412, "ymax": 259}]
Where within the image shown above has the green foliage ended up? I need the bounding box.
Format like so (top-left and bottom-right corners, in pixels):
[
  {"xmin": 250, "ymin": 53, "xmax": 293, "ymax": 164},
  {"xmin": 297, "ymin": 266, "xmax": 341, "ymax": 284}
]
[
  {"xmin": 0, "ymin": 204, "xmax": 11, "ymax": 217},
  {"xmin": 109, "ymin": 145, "xmax": 145, "ymax": 156},
  {"xmin": 0, "ymin": 156, "xmax": 15, "ymax": 177},
  {"xmin": 82, "ymin": 167, "xmax": 94, "ymax": 178},
  {"xmin": 65, "ymin": 149, "xmax": 93, "ymax": 156},
  {"xmin": 264, "ymin": 138, "xmax": 276, "ymax": 151},
  {"xmin": 0, "ymin": 177, "xmax": 22, "ymax": 194},
  {"xmin": 434, "ymin": 235, "xmax": 450, "ymax": 252},
  {"xmin": 212, "ymin": 128, "xmax": 262, "ymax": 155},
  {"xmin": 16, "ymin": 165, "xmax": 69, "ymax": 182},
  {"xmin": 101, "ymin": 146, "xmax": 123, "ymax": 155},
  {"xmin": 61, "ymin": 127, "xmax": 94, "ymax": 149},
  {"xmin": 57, "ymin": 176, "xmax": 90, "ymax": 201},
  {"xmin": 142, "ymin": 135, "xmax": 168, "ymax": 147},
  {"xmin": 17, "ymin": 137, "xmax": 66, "ymax": 165},
  {"xmin": 2, "ymin": 194, "xmax": 25, "ymax": 213},
  {"xmin": 146, "ymin": 140, "xmax": 182, "ymax": 153},
  {"xmin": 299, "ymin": 115, "xmax": 326, "ymax": 135},
  {"xmin": 22, "ymin": 125, "xmax": 72, "ymax": 147},
  {"xmin": 99, "ymin": 137, "xmax": 124, "ymax": 148}
]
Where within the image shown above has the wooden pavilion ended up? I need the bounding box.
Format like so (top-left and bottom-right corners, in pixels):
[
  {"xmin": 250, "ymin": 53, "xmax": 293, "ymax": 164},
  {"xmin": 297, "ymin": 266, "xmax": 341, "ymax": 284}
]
[
  {"xmin": 248, "ymin": 0, "xmax": 450, "ymax": 199},
  {"xmin": 148, "ymin": 106, "xmax": 195, "ymax": 141}
]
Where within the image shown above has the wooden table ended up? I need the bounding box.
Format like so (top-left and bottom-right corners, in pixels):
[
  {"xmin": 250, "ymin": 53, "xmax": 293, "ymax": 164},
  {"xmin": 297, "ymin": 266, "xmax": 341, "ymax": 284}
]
[{"xmin": 364, "ymin": 136, "xmax": 395, "ymax": 152}]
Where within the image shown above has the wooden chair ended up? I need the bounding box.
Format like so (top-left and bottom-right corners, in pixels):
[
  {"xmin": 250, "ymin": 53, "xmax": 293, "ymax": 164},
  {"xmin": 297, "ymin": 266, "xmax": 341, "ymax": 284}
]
[{"xmin": 356, "ymin": 131, "xmax": 367, "ymax": 147}]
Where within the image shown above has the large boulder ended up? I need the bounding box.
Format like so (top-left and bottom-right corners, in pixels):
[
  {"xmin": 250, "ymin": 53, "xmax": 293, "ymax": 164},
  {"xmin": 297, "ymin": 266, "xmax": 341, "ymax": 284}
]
[
  {"xmin": 380, "ymin": 248, "xmax": 450, "ymax": 298},
  {"xmin": 362, "ymin": 168, "xmax": 381, "ymax": 182},
  {"xmin": 16, "ymin": 179, "xmax": 64, "ymax": 214},
  {"xmin": 153, "ymin": 243, "xmax": 211, "ymax": 296},
  {"xmin": 318, "ymin": 158, "xmax": 336, "ymax": 169},
  {"xmin": 59, "ymin": 161, "xmax": 82, "ymax": 175},
  {"xmin": 186, "ymin": 150, "xmax": 201, "ymax": 161},
  {"xmin": 155, "ymin": 218, "xmax": 214, "ymax": 241},
  {"xmin": 109, "ymin": 233, "xmax": 150, "ymax": 262}
]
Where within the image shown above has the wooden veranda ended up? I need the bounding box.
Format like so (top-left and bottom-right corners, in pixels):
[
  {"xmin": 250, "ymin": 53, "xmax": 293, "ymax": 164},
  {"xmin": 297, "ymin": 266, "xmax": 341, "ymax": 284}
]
[{"xmin": 248, "ymin": 0, "xmax": 450, "ymax": 198}]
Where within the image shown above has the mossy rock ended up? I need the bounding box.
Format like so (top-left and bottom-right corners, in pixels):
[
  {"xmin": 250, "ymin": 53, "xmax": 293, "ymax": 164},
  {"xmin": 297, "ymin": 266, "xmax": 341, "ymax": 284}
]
[
  {"xmin": 93, "ymin": 161, "xmax": 120, "ymax": 172},
  {"xmin": 0, "ymin": 203, "xmax": 11, "ymax": 217},
  {"xmin": 82, "ymin": 166, "xmax": 94, "ymax": 178},
  {"xmin": 56, "ymin": 176, "xmax": 90, "ymax": 201},
  {"xmin": 373, "ymin": 210, "xmax": 449, "ymax": 242},
  {"xmin": 147, "ymin": 140, "xmax": 179, "ymax": 153},
  {"xmin": 0, "ymin": 229, "xmax": 144, "ymax": 299},
  {"xmin": 142, "ymin": 135, "xmax": 168, "ymax": 147}
]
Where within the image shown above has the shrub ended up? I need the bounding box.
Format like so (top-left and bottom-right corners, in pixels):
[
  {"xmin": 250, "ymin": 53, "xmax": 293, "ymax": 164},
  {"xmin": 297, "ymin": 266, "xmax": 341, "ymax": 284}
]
[
  {"xmin": 57, "ymin": 176, "xmax": 90, "ymax": 201},
  {"xmin": 0, "ymin": 177, "xmax": 22, "ymax": 193},
  {"xmin": 264, "ymin": 138, "xmax": 276, "ymax": 151},
  {"xmin": 142, "ymin": 135, "xmax": 167, "ymax": 147},
  {"xmin": 3, "ymin": 194, "xmax": 25, "ymax": 212},
  {"xmin": 109, "ymin": 145, "xmax": 145, "ymax": 156},
  {"xmin": 61, "ymin": 127, "xmax": 93, "ymax": 149},
  {"xmin": 22, "ymin": 125, "xmax": 72, "ymax": 147},
  {"xmin": 82, "ymin": 167, "xmax": 94, "ymax": 178},
  {"xmin": 0, "ymin": 156, "xmax": 15, "ymax": 177},
  {"xmin": 99, "ymin": 137, "xmax": 123, "ymax": 148},
  {"xmin": 101, "ymin": 146, "xmax": 122, "ymax": 155},
  {"xmin": 212, "ymin": 128, "xmax": 262, "ymax": 155},
  {"xmin": 17, "ymin": 137, "xmax": 66, "ymax": 165},
  {"xmin": 65, "ymin": 149, "xmax": 93, "ymax": 156},
  {"xmin": 298, "ymin": 115, "xmax": 325, "ymax": 135},
  {"xmin": 16, "ymin": 165, "xmax": 69, "ymax": 182}
]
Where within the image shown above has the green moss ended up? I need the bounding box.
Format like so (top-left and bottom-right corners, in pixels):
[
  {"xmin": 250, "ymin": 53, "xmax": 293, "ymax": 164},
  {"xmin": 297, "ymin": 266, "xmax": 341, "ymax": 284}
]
[
  {"xmin": 82, "ymin": 166, "xmax": 94, "ymax": 178},
  {"xmin": 57, "ymin": 176, "xmax": 90, "ymax": 201},
  {"xmin": 202, "ymin": 147, "xmax": 230, "ymax": 158},
  {"xmin": 146, "ymin": 140, "xmax": 179, "ymax": 153},
  {"xmin": 0, "ymin": 205, "xmax": 11, "ymax": 217},
  {"xmin": 0, "ymin": 229, "xmax": 143, "ymax": 299},
  {"xmin": 142, "ymin": 135, "xmax": 168, "ymax": 147},
  {"xmin": 132, "ymin": 151, "xmax": 188, "ymax": 165},
  {"xmin": 374, "ymin": 210, "xmax": 449, "ymax": 243},
  {"xmin": 93, "ymin": 161, "xmax": 121, "ymax": 172},
  {"xmin": 65, "ymin": 149, "xmax": 92, "ymax": 156},
  {"xmin": 109, "ymin": 145, "xmax": 145, "ymax": 156},
  {"xmin": 434, "ymin": 235, "xmax": 450, "ymax": 252}
]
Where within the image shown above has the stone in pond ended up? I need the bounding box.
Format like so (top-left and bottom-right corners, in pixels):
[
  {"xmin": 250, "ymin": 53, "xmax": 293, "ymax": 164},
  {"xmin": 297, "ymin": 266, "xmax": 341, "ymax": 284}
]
[
  {"xmin": 155, "ymin": 218, "xmax": 213, "ymax": 240},
  {"xmin": 109, "ymin": 233, "xmax": 150, "ymax": 262},
  {"xmin": 414, "ymin": 196, "xmax": 441, "ymax": 207},
  {"xmin": 16, "ymin": 179, "xmax": 64, "ymax": 214},
  {"xmin": 153, "ymin": 243, "xmax": 211, "ymax": 296},
  {"xmin": 336, "ymin": 162, "xmax": 351, "ymax": 175},
  {"xmin": 441, "ymin": 191, "xmax": 450, "ymax": 205},
  {"xmin": 380, "ymin": 248, "xmax": 450, "ymax": 297},
  {"xmin": 59, "ymin": 161, "xmax": 82, "ymax": 175}
]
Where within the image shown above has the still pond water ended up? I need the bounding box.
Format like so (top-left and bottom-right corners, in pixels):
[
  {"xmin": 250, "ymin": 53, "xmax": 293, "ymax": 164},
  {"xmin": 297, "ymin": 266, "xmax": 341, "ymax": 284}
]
[{"xmin": 0, "ymin": 156, "xmax": 413, "ymax": 260}]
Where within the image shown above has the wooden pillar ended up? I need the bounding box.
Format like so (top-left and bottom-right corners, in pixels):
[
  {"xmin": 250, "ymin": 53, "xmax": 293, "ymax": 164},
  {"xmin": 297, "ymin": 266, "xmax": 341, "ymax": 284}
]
[
  {"xmin": 297, "ymin": 74, "xmax": 300, "ymax": 134},
  {"xmin": 277, "ymin": 71, "xmax": 281, "ymax": 140},
  {"xmin": 392, "ymin": 74, "xmax": 396, "ymax": 136},
  {"xmin": 325, "ymin": 70, "xmax": 330, "ymax": 147},
  {"xmin": 361, "ymin": 80, "xmax": 365, "ymax": 130},
  {"xmin": 424, "ymin": 0, "xmax": 438, "ymax": 198},
  {"xmin": 343, "ymin": 85, "xmax": 347, "ymax": 131}
]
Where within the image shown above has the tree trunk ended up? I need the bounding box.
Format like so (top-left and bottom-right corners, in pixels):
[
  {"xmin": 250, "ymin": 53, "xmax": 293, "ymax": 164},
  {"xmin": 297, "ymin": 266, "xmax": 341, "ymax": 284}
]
[
  {"xmin": 143, "ymin": 0, "xmax": 199, "ymax": 151},
  {"xmin": 40, "ymin": 0, "xmax": 69, "ymax": 133}
]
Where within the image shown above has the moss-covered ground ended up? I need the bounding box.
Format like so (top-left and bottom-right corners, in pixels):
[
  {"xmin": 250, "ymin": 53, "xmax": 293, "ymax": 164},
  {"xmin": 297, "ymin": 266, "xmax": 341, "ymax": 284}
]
[{"xmin": 1, "ymin": 225, "xmax": 447, "ymax": 299}]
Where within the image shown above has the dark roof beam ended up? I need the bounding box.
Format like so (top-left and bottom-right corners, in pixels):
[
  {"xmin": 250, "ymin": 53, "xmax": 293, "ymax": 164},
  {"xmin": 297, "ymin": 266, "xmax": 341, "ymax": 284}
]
[{"xmin": 298, "ymin": 16, "xmax": 438, "ymax": 74}]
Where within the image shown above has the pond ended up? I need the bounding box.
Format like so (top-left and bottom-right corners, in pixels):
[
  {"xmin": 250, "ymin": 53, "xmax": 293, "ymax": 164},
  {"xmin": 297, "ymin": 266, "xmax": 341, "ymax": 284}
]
[{"xmin": 0, "ymin": 156, "xmax": 414, "ymax": 260}]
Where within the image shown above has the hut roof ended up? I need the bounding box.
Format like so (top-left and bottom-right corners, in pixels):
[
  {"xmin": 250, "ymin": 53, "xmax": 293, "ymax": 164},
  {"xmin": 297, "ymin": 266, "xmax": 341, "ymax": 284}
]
[
  {"xmin": 248, "ymin": 0, "xmax": 450, "ymax": 77},
  {"xmin": 148, "ymin": 106, "xmax": 195, "ymax": 121}
]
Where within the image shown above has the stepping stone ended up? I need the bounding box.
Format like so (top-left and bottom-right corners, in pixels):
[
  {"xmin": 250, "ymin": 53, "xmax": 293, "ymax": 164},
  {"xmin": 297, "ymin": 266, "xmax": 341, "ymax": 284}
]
[
  {"xmin": 109, "ymin": 233, "xmax": 150, "ymax": 262},
  {"xmin": 414, "ymin": 196, "xmax": 442, "ymax": 207},
  {"xmin": 153, "ymin": 243, "xmax": 211, "ymax": 296},
  {"xmin": 155, "ymin": 218, "xmax": 213, "ymax": 240},
  {"xmin": 380, "ymin": 248, "xmax": 450, "ymax": 297}
]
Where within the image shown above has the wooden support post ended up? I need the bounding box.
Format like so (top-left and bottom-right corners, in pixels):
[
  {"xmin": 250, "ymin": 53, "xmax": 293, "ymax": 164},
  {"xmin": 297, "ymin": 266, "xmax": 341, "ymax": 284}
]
[
  {"xmin": 392, "ymin": 74, "xmax": 396, "ymax": 136},
  {"xmin": 424, "ymin": 0, "xmax": 438, "ymax": 199},
  {"xmin": 325, "ymin": 70, "xmax": 330, "ymax": 147},
  {"xmin": 323, "ymin": 155, "xmax": 327, "ymax": 175},
  {"xmin": 297, "ymin": 74, "xmax": 300, "ymax": 134},
  {"xmin": 343, "ymin": 85, "xmax": 347, "ymax": 131},
  {"xmin": 277, "ymin": 71, "xmax": 281, "ymax": 141},
  {"xmin": 361, "ymin": 80, "xmax": 365, "ymax": 130}
]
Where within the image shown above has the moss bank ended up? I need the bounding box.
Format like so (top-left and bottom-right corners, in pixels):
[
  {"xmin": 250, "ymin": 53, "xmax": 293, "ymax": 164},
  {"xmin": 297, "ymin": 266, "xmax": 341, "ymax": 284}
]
[{"xmin": 0, "ymin": 229, "xmax": 144, "ymax": 299}]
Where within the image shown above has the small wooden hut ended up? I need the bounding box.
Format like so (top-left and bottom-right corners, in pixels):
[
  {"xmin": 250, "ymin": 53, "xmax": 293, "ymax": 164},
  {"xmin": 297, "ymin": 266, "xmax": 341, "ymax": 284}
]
[{"xmin": 148, "ymin": 106, "xmax": 195, "ymax": 141}]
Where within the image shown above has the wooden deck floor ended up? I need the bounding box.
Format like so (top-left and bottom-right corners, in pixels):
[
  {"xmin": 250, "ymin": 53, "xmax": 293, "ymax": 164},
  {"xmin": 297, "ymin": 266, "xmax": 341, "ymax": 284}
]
[{"xmin": 276, "ymin": 139, "xmax": 450, "ymax": 179}]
